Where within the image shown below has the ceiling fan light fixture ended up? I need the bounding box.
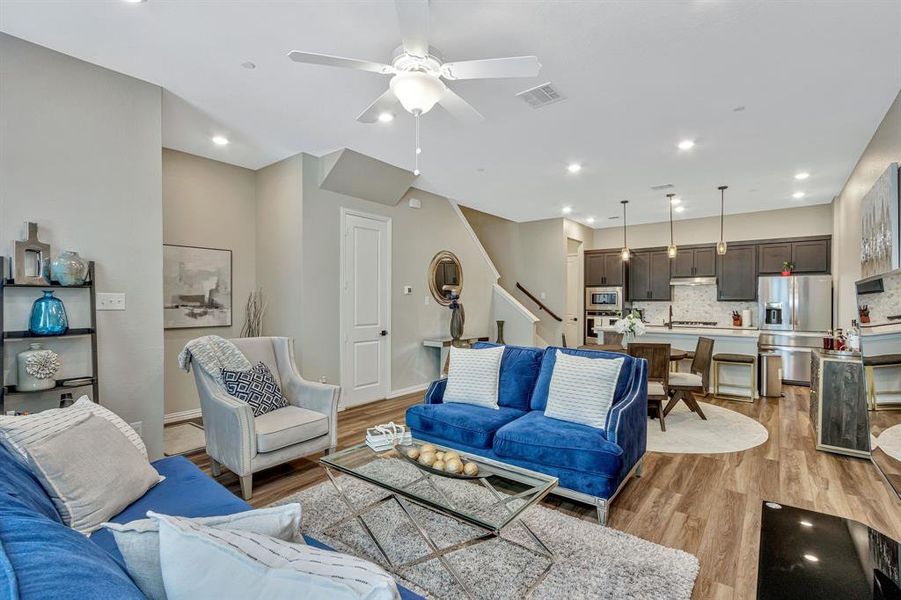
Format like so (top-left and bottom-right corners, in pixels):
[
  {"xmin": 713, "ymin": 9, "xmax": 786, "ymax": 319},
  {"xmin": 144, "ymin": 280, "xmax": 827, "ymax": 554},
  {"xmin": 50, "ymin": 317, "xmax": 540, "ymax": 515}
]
[{"xmin": 389, "ymin": 71, "xmax": 447, "ymax": 115}]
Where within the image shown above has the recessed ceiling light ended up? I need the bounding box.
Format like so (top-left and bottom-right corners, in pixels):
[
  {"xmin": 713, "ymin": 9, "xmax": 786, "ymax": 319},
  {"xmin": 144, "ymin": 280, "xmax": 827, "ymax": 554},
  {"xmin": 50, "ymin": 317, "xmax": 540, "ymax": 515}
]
[
  {"xmin": 793, "ymin": 192, "xmax": 805, "ymax": 199},
  {"xmin": 803, "ymin": 554, "xmax": 819, "ymax": 563},
  {"xmin": 122, "ymin": 0, "xmax": 147, "ymax": 3},
  {"xmin": 800, "ymin": 520, "xmax": 813, "ymax": 527},
  {"xmin": 567, "ymin": 163, "xmax": 582, "ymax": 174},
  {"xmin": 674, "ymin": 206, "xmax": 685, "ymax": 213},
  {"xmin": 677, "ymin": 139, "xmax": 695, "ymax": 151},
  {"xmin": 586, "ymin": 217, "xmax": 595, "ymax": 224},
  {"xmin": 241, "ymin": 61, "xmax": 256, "ymax": 70},
  {"xmin": 377, "ymin": 112, "xmax": 395, "ymax": 123},
  {"xmin": 795, "ymin": 172, "xmax": 810, "ymax": 180},
  {"xmin": 562, "ymin": 206, "xmax": 573, "ymax": 214},
  {"xmin": 211, "ymin": 136, "xmax": 229, "ymax": 146},
  {"xmin": 670, "ymin": 197, "xmax": 682, "ymax": 205}
]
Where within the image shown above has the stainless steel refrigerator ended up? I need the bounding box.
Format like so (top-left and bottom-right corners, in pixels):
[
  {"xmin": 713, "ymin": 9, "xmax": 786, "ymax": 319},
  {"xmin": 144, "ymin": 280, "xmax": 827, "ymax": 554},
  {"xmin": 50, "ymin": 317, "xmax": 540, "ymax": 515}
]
[{"xmin": 758, "ymin": 275, "xmax": 832, "ymax": 385}]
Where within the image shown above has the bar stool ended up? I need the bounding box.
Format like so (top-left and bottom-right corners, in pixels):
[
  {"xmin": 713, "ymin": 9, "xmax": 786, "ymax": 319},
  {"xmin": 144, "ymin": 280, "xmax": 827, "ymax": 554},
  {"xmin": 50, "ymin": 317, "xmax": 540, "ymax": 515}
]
[
  {"xmin": 864, "ymin": 354, "xmax": 901, "ymax": 410},
  {"xmin": 712, "ymin": 353, "xmax": 757, "ymax": 402}
]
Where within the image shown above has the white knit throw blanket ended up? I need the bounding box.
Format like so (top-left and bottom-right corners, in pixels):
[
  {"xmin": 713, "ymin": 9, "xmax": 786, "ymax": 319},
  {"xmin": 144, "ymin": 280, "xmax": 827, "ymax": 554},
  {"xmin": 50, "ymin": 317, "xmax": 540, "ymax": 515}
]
[{"xmin": 178, "ymin": 335, "xmax": 252, "ymax": 383}]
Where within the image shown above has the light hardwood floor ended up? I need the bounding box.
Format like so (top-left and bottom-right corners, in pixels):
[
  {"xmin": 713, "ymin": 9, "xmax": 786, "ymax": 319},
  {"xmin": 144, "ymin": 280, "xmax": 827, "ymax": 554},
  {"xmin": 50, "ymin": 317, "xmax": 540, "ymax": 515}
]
[{"xmin": 185, "ymin": 386, "xmax": 901, "ymax": 600}]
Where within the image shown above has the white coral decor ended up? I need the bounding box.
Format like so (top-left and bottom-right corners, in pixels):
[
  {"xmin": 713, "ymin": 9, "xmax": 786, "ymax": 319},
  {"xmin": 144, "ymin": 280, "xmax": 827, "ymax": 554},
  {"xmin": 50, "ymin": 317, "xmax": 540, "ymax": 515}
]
[
  {"xmin": 613, "ymin": 312, "xmax": 646, "ymax": 337},
  {"xmin": 25, "ymin": 350, "xmax": 61, "ymax": 380}
]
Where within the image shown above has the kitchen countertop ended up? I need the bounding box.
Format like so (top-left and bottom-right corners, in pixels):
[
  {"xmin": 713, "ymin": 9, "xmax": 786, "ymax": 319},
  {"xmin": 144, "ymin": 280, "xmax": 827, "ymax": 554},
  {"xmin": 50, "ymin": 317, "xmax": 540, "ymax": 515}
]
[
  {"xmin": 595, "ymin": 325, "xmax": 760, "ymax": 338},
  {"xmin": 860, "ymin": 322, "xmax": 901, "ymax": 336}
]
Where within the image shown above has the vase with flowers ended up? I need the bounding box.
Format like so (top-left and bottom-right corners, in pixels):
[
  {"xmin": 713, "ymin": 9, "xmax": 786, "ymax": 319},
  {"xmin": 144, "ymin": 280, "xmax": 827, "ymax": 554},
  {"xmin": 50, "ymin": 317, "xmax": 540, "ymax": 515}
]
[{"xmin": 614, "ymin": 311, "xmax": 646, "ymax": 349}]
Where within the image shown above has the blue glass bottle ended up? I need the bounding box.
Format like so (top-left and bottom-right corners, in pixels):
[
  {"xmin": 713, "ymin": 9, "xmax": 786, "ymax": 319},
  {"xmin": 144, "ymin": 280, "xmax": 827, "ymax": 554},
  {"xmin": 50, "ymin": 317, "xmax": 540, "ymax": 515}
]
[{"xmin": 29, "ymin": 291, "xmax": 68, "ymax": 336}]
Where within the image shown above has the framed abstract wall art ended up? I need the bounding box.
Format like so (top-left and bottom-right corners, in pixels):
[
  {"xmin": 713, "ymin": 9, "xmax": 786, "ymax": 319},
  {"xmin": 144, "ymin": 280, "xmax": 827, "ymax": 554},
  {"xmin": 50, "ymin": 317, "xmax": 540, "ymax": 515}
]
[
  {"xmin": 861, "ymin": 162, "xmax": 900, "ymax": 279},
  {"xmin": 163, "ymin": 244, "xmax": 232, "ymax": 329}
]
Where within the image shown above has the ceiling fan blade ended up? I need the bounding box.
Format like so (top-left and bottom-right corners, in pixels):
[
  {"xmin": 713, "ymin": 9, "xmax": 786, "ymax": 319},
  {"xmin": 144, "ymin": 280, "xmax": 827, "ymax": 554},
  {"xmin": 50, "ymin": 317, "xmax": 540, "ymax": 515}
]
[
  {"xmin": 287, "ymin": 51, "xmax": 394, "ymax": 75},
  {"xmin": 438, "ymin": 88, "xmax": 484, "ymax": 125},
  {"xmin": 395, "ymin": 0, "xmax": 429, "ymax": 57},
  {"xmin": 441, "ymin": 56, "xmax": 541, "ymax": 80},
  {"xmin": 356, "ymin": 88, "xmax": 401, "ymax": 123}
]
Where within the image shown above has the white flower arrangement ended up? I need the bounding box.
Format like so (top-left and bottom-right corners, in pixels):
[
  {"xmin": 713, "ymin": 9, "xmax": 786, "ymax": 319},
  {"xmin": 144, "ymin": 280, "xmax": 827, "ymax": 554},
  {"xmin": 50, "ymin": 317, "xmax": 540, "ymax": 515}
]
[
  {"xmin": 25, "ymin": 350, "xmax": 61, "ymax": 380},
  {"xmin": 613, "ymin": 311, "xmax": 646, "ymax": 337}
]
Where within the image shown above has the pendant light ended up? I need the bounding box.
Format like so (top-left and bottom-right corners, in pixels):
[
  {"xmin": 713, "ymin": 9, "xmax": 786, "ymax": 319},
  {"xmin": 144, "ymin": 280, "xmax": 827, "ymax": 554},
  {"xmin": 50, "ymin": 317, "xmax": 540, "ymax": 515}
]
[
  {"xmin": 666, "ymin": 193, "xmax": 677, "ymax": 259},
  {"xmin": 620, "ymin": 200, "xmax": 630, "ymax": 261},
  {"xmin": 716, "ymin": 185, "xmax": 728, "ymax": 255}
]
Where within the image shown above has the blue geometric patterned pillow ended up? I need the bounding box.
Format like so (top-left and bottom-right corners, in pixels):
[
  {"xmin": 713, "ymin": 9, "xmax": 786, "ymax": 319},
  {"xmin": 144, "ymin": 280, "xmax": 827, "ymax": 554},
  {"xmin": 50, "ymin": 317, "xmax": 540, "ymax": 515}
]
[{"xmin": 221, "ymin": 362, "xmax": 288, "ymax": 417}]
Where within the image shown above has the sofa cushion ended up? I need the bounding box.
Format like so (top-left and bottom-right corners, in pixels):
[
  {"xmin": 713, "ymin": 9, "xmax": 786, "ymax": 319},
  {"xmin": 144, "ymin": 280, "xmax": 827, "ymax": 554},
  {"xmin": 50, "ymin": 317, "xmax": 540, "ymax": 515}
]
[
  {"xmin": 530, "ymin": 346, "xmax": 633, "ymax": 412},
  {"xmin": 544, "ymin": 350, "xmax": 625, "ymax": 430},
  {"xmin": 443, "ymin": 345, "xmax": 504, "ymax": 409},
  {"xmin": 0, "ymin": 440, "xmax": 61, "ymax": 524},
  {"xmin": 0, "ymin": 502, "xmax": 145, "ymax": 600},
  {"xmin": 405, "ymin": 403, "xmax": 526, "ymax": 449},
  {"xmin": 493, "ymin": 411, "xmax": 623, "ymax": 476},
  {"xmin": 473, "ymin": 342, "xmax": 544, "ymax": 411},
  {"xmin": 222, "ymin": 362, "xmax": 289, "ymax": 417},
  {"xmin": 254, "ymin": 406, "xmax": 329, "ymax": 453}
]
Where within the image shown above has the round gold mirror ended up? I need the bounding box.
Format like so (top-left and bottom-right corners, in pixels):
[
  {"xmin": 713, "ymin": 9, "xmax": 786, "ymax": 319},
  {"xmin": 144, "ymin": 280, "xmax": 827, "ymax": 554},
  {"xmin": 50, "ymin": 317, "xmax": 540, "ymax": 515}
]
[{"xmin": 428, "ymin": 251, "xmax": 463, "ymax": 306}]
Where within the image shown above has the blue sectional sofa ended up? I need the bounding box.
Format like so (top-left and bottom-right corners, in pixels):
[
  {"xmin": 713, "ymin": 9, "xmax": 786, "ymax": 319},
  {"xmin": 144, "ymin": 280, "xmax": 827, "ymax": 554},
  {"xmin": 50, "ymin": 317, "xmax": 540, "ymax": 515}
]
[
  {"xmin": 0, "ymin": 442, "xmax": 422, "ymax": 600},
  {"xmin": 406, "ymin": 343, "xmax": 648, "ymax": 524}
]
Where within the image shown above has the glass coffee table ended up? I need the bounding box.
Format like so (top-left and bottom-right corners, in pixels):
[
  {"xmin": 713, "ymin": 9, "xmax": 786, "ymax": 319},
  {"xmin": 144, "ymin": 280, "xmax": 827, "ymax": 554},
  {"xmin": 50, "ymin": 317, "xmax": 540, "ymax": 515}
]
[{"xmin": 320, "ymin": 441, "xmax": 558, "ymax": 599}]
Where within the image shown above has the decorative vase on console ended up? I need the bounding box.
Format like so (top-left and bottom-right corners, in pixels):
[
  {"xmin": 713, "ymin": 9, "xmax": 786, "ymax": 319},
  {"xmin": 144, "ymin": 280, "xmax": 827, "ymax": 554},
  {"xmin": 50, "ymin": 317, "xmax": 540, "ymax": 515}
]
[
  {"xmin": 50, "ymin": 251, "xmax": 88, "ymax": 286},
  {"xmin": 447, "ymin": 289, "xmax": 464, "ymax": 343},
  {"xmin": 16, "ymin": 343, "xmax": 61, "ymax": 392},
  {"xmin": 29, "ymin": 290, "xmax": 69, "ymax": 336}
]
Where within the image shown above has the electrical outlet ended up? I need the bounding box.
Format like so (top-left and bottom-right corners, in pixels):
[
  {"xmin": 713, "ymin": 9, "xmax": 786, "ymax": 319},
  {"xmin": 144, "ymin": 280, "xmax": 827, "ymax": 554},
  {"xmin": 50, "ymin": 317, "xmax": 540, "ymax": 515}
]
[
  {"xmin": 319, "ymin": 376, "xmax": 328, "ymax": 384},
  {"xmin": 97, "ymin": 292, "xmax": 126, "ymax": 311},
  {"xmin": 130, "ymin": 421, "xmax": 143, "ymax": 438},
  {"xmin": 403, "ymin": 285, "xmax": 413, "ymax": 295},
  {"xmin": 424, "ymin": 296, "xmax": 430, "ymax": 305}
]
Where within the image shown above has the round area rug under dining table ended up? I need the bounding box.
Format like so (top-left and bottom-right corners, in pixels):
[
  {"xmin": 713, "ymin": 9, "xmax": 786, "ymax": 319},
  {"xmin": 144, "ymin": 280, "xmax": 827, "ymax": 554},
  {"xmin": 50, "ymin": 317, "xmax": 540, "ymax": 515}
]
[{"xmin": 646, "ymin": 401, "xmax": 768, "ymax": 454}]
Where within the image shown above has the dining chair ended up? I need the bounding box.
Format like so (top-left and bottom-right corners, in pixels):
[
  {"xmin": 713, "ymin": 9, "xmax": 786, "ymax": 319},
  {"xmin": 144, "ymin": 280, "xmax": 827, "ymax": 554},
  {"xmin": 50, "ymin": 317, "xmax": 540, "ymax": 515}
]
[
  {"xmin": 628, "ymin": 342, "xmax": 671, "ymax": 431},
  {"xmin": 664, "ymin": 337, "xmax": 714, "ymax": 420}
]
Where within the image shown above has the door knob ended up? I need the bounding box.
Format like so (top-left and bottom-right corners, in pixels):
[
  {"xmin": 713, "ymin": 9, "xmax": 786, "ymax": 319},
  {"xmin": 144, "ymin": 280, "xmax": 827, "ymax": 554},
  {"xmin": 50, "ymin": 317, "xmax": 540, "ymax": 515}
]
[{"xmin": 380, "ymin": 330, "xmax": 388, "ymax": 336}]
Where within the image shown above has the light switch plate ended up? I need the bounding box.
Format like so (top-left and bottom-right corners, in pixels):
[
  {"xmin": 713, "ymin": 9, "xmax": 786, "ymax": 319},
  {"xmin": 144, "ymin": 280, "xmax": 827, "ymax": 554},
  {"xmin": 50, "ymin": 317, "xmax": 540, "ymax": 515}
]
[
  {"xmin": 403, "ymin": 286, "xmax": 413, "ymax": 295},
  {"xmin": 97, "ymin": 292, "xmax": 126, "ymax": 310}
]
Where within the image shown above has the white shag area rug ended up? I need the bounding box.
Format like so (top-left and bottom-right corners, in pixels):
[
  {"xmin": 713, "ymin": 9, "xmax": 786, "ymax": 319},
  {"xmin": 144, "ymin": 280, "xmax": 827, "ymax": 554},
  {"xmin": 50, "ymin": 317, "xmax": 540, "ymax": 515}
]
[
  {"xmin": 273, "ymin": 458, "xmax": 699, "ymax": 600},
  {"xmin": 163, "ymin": 422, "xmax": 206, "ymax": 456},
  {"xmin": 647, "ymin": 401, "xmax": 768, "ymax": 454},
  {"xmin": 873, "ymin": 424, "xmax": 901, "ymax": 462}
]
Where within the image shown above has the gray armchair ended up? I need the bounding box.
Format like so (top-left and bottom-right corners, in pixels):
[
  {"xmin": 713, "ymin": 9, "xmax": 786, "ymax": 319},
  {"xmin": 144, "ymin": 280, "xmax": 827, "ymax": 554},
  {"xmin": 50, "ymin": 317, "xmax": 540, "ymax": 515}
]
[{"xmin": 191, "ymin": 337, "xmax": 339, "ymax": 500}]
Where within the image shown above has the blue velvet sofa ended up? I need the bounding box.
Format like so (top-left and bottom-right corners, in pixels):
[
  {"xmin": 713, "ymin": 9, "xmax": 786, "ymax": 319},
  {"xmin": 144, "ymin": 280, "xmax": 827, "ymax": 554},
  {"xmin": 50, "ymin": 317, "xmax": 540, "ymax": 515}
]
[
  {"xmin": 406, "ymin": 343, "xmax": 648, "ymax": 524},
  {"xmin": 0, "ymin": 442, "xmax": 422, "ymax": 599}
]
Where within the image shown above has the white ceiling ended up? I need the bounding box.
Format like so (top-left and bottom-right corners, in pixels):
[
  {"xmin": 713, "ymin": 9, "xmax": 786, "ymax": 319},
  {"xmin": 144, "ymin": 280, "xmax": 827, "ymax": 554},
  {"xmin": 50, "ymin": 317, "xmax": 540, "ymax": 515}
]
[{"xmin": 2, "ymin": 1, "xmax": 899, "ymax": 227}]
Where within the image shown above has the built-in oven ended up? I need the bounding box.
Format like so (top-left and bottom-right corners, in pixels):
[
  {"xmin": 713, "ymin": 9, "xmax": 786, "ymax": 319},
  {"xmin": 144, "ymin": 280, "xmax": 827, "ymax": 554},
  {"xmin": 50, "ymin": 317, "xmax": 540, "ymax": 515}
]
[
  {"xmin": 586, "ymin": 287, "xmax": 623, "ymax": 312},
  {"xmin": 585, "ymin": 310, "xmax": 621, "ymax": 344}
]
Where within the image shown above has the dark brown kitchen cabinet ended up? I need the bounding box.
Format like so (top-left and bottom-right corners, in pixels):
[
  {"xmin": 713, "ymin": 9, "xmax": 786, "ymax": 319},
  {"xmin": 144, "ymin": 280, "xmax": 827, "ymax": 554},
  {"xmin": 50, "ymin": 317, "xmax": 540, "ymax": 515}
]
[
  {"xmin": 717, "ymin": 245, "xmax": 757, "ymax": 301},
  {"xmin": 758, "ymin": 238, "xmax": 830, "ymax": 274},
  {"xmin": 628, "ymin": 250, "xmax": 671, "ymax": 301},
  {"xmin": 584, "ymin": 251, "xmax": 624, "ymax": 286},
  {"xmin": 671, "ymin": 246, "xmax": 716, "ymax": 277}
]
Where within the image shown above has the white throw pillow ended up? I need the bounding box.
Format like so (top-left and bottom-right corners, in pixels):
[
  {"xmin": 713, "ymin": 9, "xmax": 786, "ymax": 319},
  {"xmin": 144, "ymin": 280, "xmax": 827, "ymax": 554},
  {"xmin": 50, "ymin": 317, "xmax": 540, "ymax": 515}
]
[
  {"xmin": 151, "ymin": 513, "xmax": 400, "ymax": 600},
  {"xmin": 543, "ymin": 350, "xmax": 625, "ymax": 429},
  {"xmin": 0, "ymin": 396, "xmax": 146, "ymax": 461},
  {"xmin": 23, "ymin": 414, "xmax": 162, "ymax": 534},
  {"xmin": 443, "ymin": 345, "xmax": 505, "ymax": 410},
  {"xmin": 102, "ymin": 504, "xmax": 305, "ymax": 600}
]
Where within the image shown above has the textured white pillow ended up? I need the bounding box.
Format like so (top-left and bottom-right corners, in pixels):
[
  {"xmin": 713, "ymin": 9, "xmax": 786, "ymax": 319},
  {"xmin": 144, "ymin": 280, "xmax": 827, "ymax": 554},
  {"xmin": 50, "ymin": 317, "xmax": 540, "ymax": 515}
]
[
  {"xmin": 544, "ymin": 350, "xmax": 625, "ymax": 429},
  {"xmin": 443, "ymin": 345, "xmax": 505, "ymax": 409},
  {"xmin": 24, "ymin": 414, "xmax": 161, "ymax": 534},
  {"xmin": 151, "ymin": 513, "xmax": 400, "ymax": 600},
  {"xmin": 102, "ymin": 504, "xmax": 305, "ymax": 600},
  {"xmin": 0, "ymin": 396, "xmax": 146, "ymax": 461}
]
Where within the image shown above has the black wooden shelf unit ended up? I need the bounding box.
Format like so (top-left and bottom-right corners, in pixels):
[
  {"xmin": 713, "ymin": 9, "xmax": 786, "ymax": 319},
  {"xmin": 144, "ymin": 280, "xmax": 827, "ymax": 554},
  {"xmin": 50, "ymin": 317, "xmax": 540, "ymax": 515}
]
[{"xmin": 1, "ymin": 257, "xmax": 99, "ymax": 413}]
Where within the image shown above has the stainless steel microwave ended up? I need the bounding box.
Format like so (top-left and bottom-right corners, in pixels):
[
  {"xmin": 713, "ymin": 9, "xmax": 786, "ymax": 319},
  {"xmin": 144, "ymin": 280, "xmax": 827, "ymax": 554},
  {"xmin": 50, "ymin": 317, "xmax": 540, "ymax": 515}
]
[{"xmin": 586, "ymin": 287, "xmax": 623, "ymax": 311}]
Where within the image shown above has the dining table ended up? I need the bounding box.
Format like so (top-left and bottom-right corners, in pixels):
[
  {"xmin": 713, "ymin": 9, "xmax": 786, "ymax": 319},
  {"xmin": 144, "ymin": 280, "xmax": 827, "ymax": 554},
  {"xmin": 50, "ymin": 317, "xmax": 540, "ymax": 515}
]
[{"xmin": 580, "ymin": 343, "xmax": 688, "ymax": 369}]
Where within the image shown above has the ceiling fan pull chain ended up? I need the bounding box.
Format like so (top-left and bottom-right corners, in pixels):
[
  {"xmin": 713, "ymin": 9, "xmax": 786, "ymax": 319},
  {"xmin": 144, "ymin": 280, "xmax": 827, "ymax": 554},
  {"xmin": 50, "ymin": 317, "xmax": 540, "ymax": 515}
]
[{"xmin": 414, "ymin": 111, "xmax": 422, "ymax": 176}]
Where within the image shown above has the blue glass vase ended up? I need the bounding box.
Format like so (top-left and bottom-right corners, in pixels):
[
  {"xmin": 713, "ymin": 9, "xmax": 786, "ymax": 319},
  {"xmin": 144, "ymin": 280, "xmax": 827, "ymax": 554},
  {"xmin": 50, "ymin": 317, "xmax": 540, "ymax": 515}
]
[{"xmin": 29, "ymin": 291, "xmax": 68, "ymax": 336}]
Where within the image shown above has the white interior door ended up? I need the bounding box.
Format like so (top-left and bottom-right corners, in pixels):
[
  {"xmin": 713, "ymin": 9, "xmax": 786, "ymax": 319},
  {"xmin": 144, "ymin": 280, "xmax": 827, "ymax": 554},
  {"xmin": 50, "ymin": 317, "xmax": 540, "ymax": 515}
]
[
  {"xmin": 565, "ymin": 252, "xmax": 581, "ymax": 347},
  {"xmin": 341, "ymin": 210, "xmax": 390, "ymax": 407}
]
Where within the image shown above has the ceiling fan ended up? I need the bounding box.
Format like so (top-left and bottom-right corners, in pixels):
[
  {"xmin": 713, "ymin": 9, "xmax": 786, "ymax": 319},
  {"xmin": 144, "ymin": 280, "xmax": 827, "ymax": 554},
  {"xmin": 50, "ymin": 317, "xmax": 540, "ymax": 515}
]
[{"xmin": 287, "ymin": 0, "xmax": 541, "ymax": 127}]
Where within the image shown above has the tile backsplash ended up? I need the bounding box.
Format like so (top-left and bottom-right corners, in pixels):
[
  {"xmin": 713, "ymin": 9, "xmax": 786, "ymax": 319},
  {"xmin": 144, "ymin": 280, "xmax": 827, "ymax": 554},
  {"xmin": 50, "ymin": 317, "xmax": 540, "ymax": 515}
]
[
  {"xmin": 861, "ymin": 270, "xmax": 901, "ymax": 325},
  {"xmin": 630, "ymin": 285, "xmax": 757, "ymax": 327}
]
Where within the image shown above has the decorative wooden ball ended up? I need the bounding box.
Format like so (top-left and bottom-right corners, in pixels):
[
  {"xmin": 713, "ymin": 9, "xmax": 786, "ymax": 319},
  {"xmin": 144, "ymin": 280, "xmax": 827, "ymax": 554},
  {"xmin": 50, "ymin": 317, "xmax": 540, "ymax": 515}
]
[
  {"xmin": 443, "ymin": 451, "xmax": 460, "ymax": 462},
  {"xmin": 463, "ymin": 462, "xmax": 479, "ymax": 476},
  {"xmin": 433, "ymin": 460, "xmax": 446, "ymax": 471},
  {"xmin": 406, "ymin": 447, "xmax": 420, "ymax": 461},
  {"xmin": 418, "ymin": 451, "xmax": 436, "ymax": 467},
  {"xmin": 420, "ymin": 444, "xmax": 437, "ymax": 454},
  {"xmin": 445, "ymin": 458, "xmax": 463, "ymax": 474},
  {"xmin": 435, "ymin": 451, "xmax": 445, "ymax": 461}
]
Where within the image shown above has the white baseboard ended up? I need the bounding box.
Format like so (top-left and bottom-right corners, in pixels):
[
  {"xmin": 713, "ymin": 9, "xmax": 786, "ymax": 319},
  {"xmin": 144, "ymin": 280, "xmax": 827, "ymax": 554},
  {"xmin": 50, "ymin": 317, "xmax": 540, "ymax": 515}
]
[
  {"xmin": 164, "ymin": 408, "xmax": 202, "ymax": 424},
  {"xmin": 387, "ymin": 383, "xmax": 429, "ymax": 399}
]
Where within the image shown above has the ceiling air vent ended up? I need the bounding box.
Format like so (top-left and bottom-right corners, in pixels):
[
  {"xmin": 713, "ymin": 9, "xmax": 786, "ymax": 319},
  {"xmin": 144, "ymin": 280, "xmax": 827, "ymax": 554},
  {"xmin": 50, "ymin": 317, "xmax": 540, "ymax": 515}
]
[
  {"xmin": 516, "ymin": 82, "xmax": 566, "ymax": 109},
  {"xmin": 650, "ymin": 183, "xmax": 675, "ymax": 191}
]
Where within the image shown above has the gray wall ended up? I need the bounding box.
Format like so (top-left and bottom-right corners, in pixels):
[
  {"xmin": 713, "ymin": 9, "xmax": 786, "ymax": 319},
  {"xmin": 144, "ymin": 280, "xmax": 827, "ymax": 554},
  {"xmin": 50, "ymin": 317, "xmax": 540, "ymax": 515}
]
[
  {"xmin": 833, "ymin": 90, "xmax": 901, "ymax": 329},
  {"xmin": 0, "ymin": 34, "xmax": 165, "ymax": 458},
  {"xmin": 162, "ymin": 149, "xmax": 256, "ymax": 417}
]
